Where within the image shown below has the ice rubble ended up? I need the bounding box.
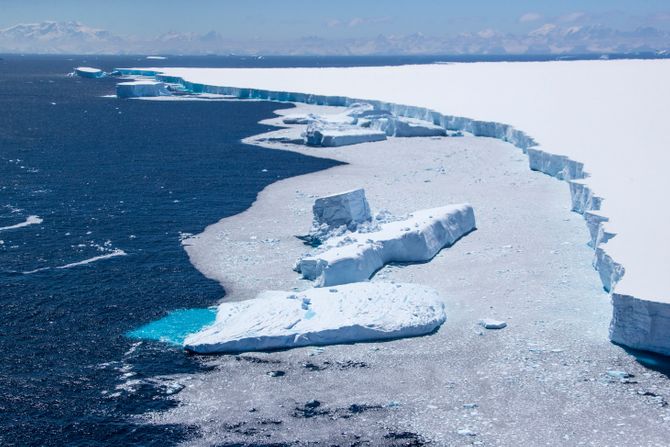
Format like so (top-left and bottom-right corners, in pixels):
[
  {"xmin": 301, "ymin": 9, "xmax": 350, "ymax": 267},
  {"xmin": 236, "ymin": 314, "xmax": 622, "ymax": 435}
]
[
  {"xmin": 116, "ymin": 80, "xmax": 170, "ymax": 98},
  {"xmin": 183, "ymin": 282, "xmax": 446, "ymax": 354},
  {"xmin": 75, "ymin": 66, "xmax": 105, "ymax": 78},
  {"xmin": 118, "ymin": 62, "xmax": 670, "ymax": 356},
  {"xmin": 297, "ymin": 204, "xmax": 476, "ymax": 287}
]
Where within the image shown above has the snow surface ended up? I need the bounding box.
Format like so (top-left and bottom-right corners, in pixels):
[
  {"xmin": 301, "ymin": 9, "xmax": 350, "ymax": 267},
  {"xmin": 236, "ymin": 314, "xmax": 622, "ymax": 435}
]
[
  {"xmin": 184, "ymin": 282, "xmax": 446, "ymax": 354},
  {"xmin": 116, "ymin": 80, "xmax": 170, "ymax": 98},
  {"xmin": 298, "ymin": 204, "xmax": 476, "ymax": 287},
  {"xmin": 121, "ymin": 61, "xmax": 670, "ymax": 355}
]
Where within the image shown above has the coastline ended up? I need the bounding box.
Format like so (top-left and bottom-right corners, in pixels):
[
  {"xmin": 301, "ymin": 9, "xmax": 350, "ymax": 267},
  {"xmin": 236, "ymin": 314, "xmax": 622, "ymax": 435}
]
[{"xmin": 141, "ymin": 102, "xmax": 670, "ymax": 445}]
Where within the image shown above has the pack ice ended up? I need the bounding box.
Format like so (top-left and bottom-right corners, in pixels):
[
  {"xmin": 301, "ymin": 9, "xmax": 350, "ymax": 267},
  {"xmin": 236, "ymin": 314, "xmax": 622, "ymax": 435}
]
[
  {"xmin": 116, "ymin": 80, "xmax": 170, "ymax": 98},
  {"xmin": 298, "ymin": 203, "xmax": 476, "ymax": 287},
  {"xmin": 183, "ymin": 282, "xmax": 446, "ymax": 354}
]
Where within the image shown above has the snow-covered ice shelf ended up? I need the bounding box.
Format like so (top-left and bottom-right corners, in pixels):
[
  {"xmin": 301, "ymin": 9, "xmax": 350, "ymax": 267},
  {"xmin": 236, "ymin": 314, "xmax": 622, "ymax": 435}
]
[
  {"xmin": 298, "ymin": 204, "xmax": 476, "ymax": 287},
  {"xmin": 184, "ymin": 282, "xmax": 446, "ymax": 354},
  {"xmin": 116, "ymin": 61, "xmax": 670, "ymax": 356}
]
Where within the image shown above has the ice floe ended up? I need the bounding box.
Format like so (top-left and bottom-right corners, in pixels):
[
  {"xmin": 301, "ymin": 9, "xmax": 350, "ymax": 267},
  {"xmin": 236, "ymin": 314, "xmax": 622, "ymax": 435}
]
[
  {"xmin": 184, "ymin": 282, "xmax": 446, "ymax": 354},
  {"xmin": 297, "ymin": 203, "xmax": 476, "ymax": 287}
]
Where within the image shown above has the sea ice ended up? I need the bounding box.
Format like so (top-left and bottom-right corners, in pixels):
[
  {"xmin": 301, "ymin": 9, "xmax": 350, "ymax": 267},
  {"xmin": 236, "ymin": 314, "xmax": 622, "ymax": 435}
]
[
  {"xmin": 75, "ymin": 66, "xmax": 105, "ymax": 78},
  {"xmin": 297, "ymin": 204, "xmax": 476, "ymax": 287},
  {"xmin": 116, "ymin": 80, "xmax": 170, "ymax": 98},
  {"xmin": 183, "ymin": 282, "xmax": 446, "ymax": 354}
]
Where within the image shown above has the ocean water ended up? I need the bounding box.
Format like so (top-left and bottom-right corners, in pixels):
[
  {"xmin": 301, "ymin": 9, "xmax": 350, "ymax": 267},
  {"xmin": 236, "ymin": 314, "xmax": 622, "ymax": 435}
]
[{"xmin": 0, "ymin": 55, "xmax": 342, "ymax": 446}]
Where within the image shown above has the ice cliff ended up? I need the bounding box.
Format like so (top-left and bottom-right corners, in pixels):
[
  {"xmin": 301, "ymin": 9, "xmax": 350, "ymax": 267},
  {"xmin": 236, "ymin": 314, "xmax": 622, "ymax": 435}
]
[
  {"xmin": 116, "ymin": 80, "xmax": 170, "ymax": 98},
  {"xmin": 184, "ymin": 282, "xmax": 446, "ymax": 354}
]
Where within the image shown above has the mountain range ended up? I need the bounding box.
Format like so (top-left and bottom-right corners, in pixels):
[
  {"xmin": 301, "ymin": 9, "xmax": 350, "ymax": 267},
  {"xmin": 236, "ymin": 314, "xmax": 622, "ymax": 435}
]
[{"xmin": 0, "ymin": 20, "xmax": 668, "ymax": 55}]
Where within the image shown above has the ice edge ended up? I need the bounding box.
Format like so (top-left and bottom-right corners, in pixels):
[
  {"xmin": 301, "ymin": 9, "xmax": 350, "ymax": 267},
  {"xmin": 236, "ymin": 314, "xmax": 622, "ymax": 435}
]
[{"xmin": 115, "ymin": 68, "xmax": 649, "ymax": 356}]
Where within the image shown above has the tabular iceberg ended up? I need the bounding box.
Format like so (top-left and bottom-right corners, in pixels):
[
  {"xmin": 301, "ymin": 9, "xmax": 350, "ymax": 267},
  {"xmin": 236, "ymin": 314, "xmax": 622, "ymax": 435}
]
[
  {"xmin": 184, "ymin": 282, "xmax": 446, "ymax": 354},
  {"xmin": 75, "ymin": 66, "xmax": 105, "ymax": 79},
  {"xmin": 116, "ymin": 80, "xmax": 170, "ymax": 98},
  {"xmin": 304, "ymin": 122, "xmax": 387, "ymax": 147},
  {"xmin": 298, "ymin": 204, "xmax": 476, "ymax": 287}
]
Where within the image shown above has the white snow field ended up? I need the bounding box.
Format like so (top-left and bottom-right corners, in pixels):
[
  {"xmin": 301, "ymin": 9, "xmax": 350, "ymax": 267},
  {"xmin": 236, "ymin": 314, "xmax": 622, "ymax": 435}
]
[
  {"xmin": 116, "ymin": 80, "xmax": 170, "ymax": 98},
  {"xmin": 184, "ymin": 282, "xmax": 446, "ymax": 354},
  {"xmin": 298, "ymin": 204, "xmax": 476, "ymax": 287},
  {"xmin": 121, "ymin": 60, "xmax": 670, "ymax": 355}
]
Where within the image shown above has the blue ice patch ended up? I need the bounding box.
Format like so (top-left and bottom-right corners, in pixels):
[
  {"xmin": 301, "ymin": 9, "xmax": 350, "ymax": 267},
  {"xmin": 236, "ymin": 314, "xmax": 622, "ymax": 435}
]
[
  {"xmin": 127, "ymin": 308, "xmax": 217, "ymax": 345},
  {"xmin": 304, "ymin": 309, "xmax": 316, "ymax": 320}
]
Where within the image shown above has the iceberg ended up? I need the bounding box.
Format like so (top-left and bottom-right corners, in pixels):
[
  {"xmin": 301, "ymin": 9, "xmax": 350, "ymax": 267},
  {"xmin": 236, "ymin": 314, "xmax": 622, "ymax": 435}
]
[
  {"xmin": 116, "ymin": 80, "xmax": 170, "ymax": 98},
  {"xmin": 304, "ymin": 121, "xmax": 386, "ymax": 147},
  {"xmin": 75, "ymin": 66, "xmax": 105, "ymax": 78},
  {"xmin": 183, "ymin": 282, "xmax": 446, "ymax": 354},
  {"xmin": 312, "ymin": 188, "xmax": 372, "ymax": 230},
  {"xmin": 297, "ymin": 204, "xmax": 476, "ymax": 287}
]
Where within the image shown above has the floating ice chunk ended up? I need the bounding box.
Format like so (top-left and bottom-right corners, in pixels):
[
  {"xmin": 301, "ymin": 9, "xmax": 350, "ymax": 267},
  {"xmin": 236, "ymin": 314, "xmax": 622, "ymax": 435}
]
[
  {"xmin": 298, "ymin": 204, "xmax": 476, "ymax": 287},
  {"xmin": 369, "ymin": 116, "xmax": 447, "ymax": 137},
  {"xmin": 75, "ymin": 66, "xmax": 105, "ymax": 78},
  {"xmin": 146, "ymin": 56, "xmax": 167, "ymax": 60},
  {"xmin": 116, "ymin": 81, "xmax": 171, "ymax": 98},
  {"xmin": 183, "ymin": 282, "xmax": 446, "ymax": 354},
  {"xmin": 479, "ymin": 318, "xmax": 507, "ymax": 329},
  {"xmin": 304, "ymin": 122, "xmax": 386, "ymax": 147},
  {"xmin": 313, "ymin": 188, "xmax": 372, "ymax": 230}
]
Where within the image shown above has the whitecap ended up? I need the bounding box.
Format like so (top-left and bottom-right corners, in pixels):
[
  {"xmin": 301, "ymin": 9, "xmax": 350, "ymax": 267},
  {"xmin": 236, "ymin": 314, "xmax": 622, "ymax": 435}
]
[{"xmin": 0, "ymin": 215, "xmax": 43, "ymax": 232}]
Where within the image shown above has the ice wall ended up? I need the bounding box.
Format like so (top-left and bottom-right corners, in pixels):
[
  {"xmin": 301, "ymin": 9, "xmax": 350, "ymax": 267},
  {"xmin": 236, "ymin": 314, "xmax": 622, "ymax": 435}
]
[
  {"xmin": 115, "ymin": 65, "xmax": 670, "ymax": 357},
  {"xmin": 116, "ymin": 80, "xmax": 170, "ymax": 98}
]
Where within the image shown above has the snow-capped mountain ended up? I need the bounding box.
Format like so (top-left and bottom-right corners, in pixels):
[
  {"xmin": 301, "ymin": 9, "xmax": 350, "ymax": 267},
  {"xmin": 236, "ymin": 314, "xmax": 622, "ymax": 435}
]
[
  {"xmin": 0, "ymin": 20, "xmax": 668, "ymax": 56},
  {"xmin": 0, "ymin": 21, "xmax": 124, "ymax": 53}
]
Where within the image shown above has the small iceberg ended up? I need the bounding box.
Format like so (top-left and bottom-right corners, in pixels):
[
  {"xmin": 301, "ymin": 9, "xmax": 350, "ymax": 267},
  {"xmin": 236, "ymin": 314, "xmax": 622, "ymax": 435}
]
[
  {"xmin": 127, "ymin": 308, "xmax": 217, "ymax": 345},
  {"xmin": 146, "ymin": 56, "xmax": 167, "ymax": 60},
  {"xmin": 298, "ymin": 203, "xmax": 476, "ymax": 287},
  {"xmin": 75, "ymin": 66, "xmax": 105, "ymax": 79},
  {"xmin": 184, "ymin": 283, "xmax": 446, "ymax": 354},
  {"xmin": 116, "ymin": 80, "xmax": 171, "ymax": 98}
]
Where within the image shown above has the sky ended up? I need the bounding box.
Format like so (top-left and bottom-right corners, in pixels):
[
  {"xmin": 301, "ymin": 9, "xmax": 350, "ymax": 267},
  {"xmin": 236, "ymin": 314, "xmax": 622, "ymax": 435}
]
[{"xmin": 2, "ymin": 0, "xmax": 670, "ymax": 39}]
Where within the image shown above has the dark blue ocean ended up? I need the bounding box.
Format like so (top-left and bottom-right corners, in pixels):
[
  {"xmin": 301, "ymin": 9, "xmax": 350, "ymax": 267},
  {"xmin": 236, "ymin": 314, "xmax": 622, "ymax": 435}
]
[
  {"xmin": 0, "ymin": 55, "xmax": 346, "ymax": 446},
  {"xmin": 3, "ymin": 53, "xmax": 670, "ymax": 446}
]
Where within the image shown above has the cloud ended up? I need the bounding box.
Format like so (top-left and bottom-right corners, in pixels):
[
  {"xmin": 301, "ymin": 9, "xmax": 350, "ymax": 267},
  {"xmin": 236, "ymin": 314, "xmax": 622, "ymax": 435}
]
[
  {"xmin": 326, "ymin": 17, "xmax": 390, "ymax": 28},
  {"xmin": 560, "ymin": 12, "xmax": 586, "ymax": 23},
  {"xmin": 519, "ymin": 12, "xmax": 542, "ymax": 23}
]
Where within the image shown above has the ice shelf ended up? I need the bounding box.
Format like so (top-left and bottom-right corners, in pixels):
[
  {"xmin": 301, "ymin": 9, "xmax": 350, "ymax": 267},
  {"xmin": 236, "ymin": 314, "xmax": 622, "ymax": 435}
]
[
  {"xmin": 183, "ymin": 282, "xmax": 446, "ymax": 354},
  {"xmin": 115, "ymin": 61, "xmax": 670, "ymax": 356}
]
